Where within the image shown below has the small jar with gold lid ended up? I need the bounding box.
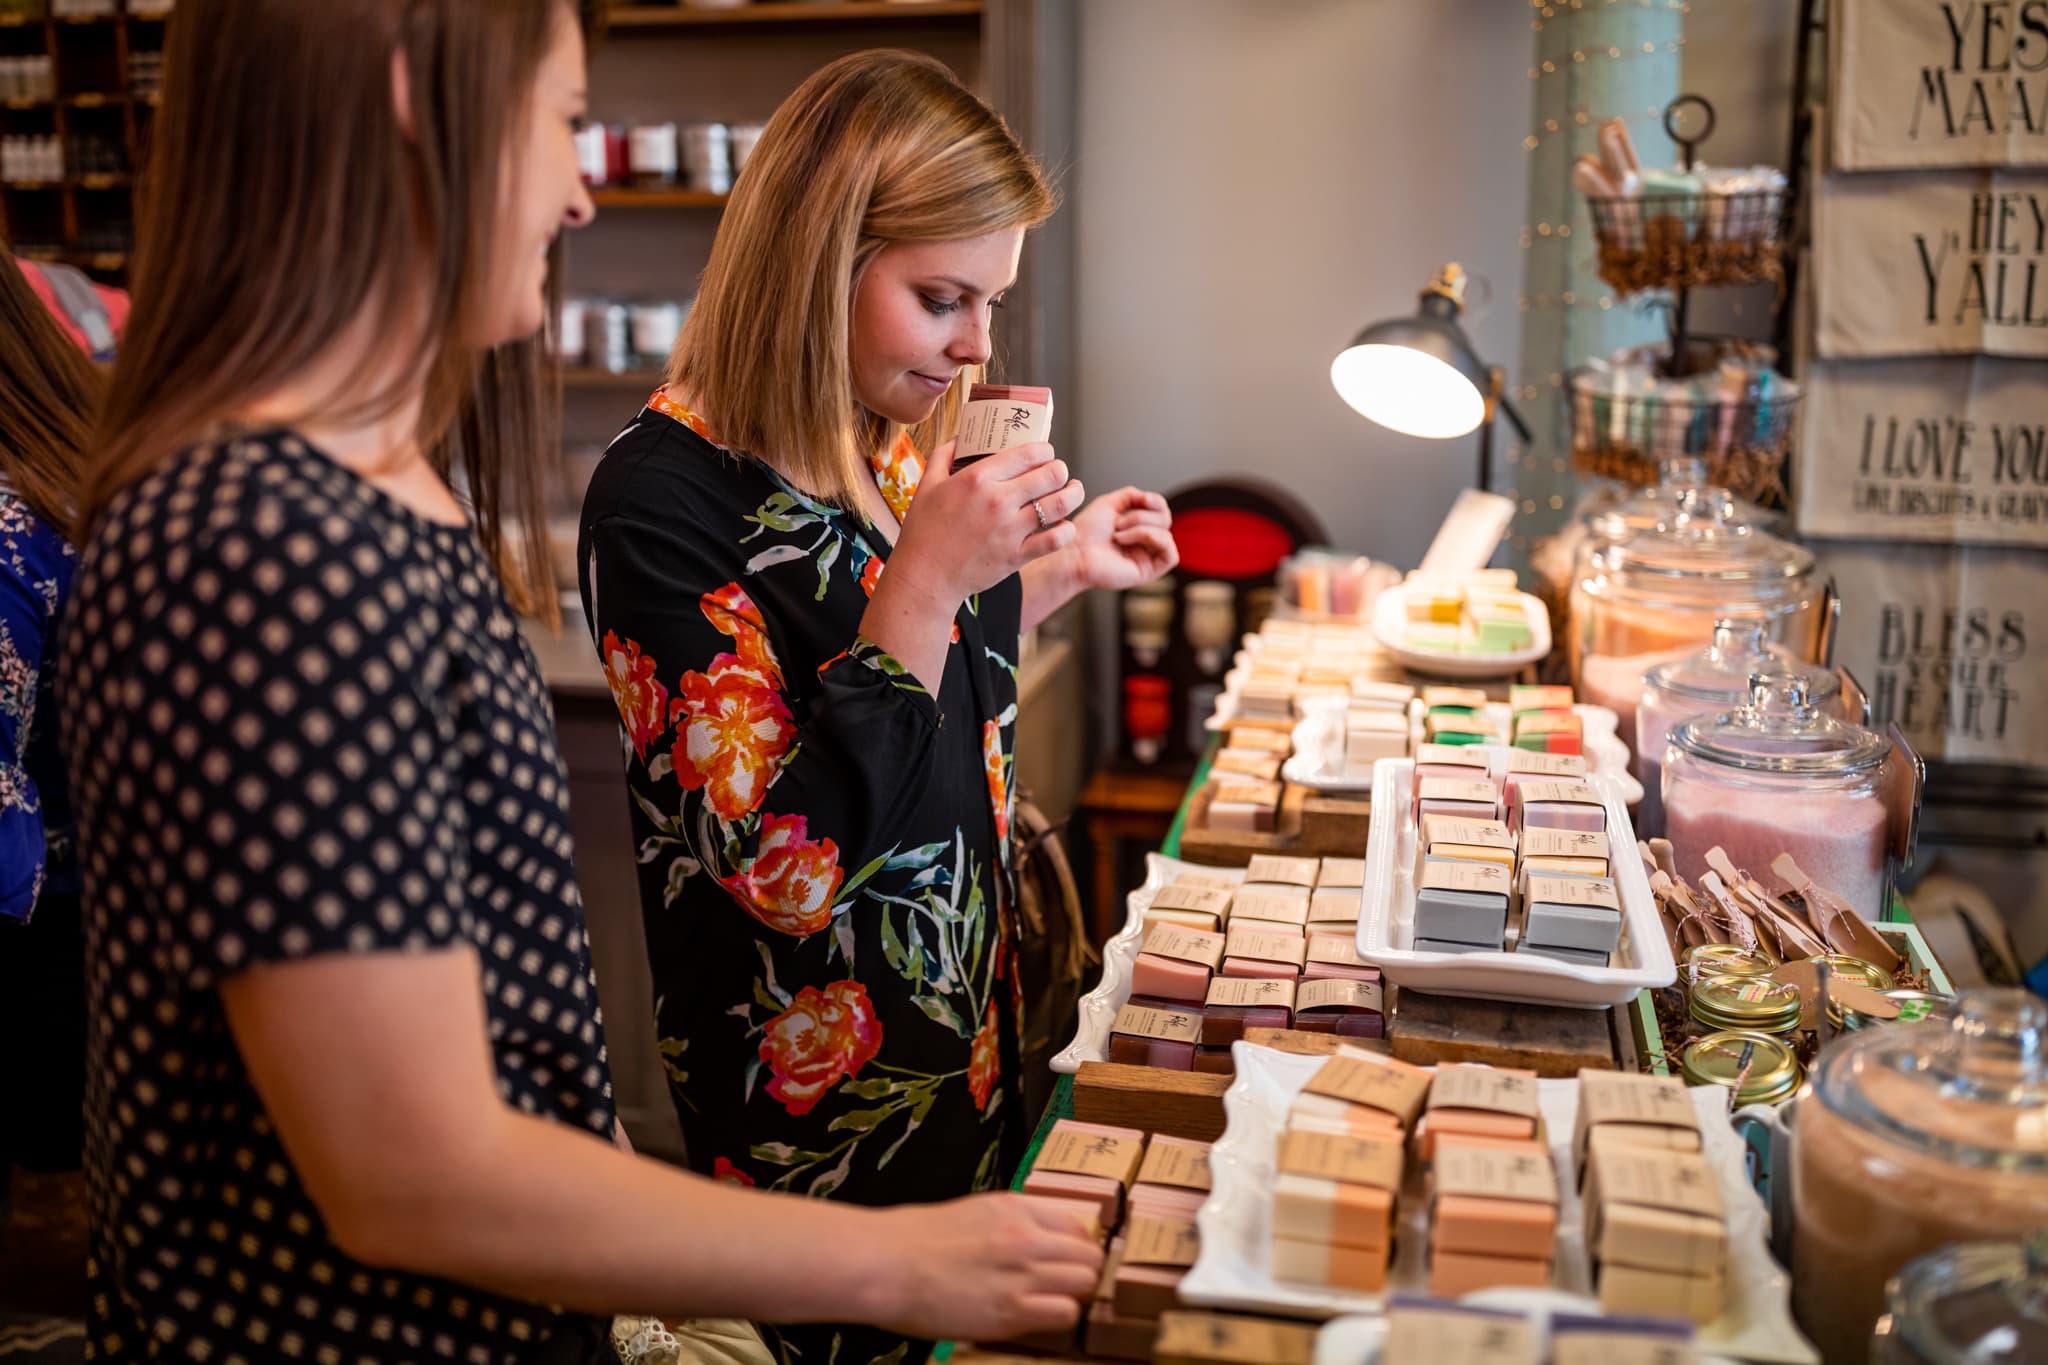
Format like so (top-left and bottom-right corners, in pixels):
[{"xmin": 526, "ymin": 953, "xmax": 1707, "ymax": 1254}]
[
  {"xmin": 1682, "ymin": 1029, "xmax": 1805, "ymax": 1105},
  {"xmin": 1690, "ymin": 971, "xmax": 1804, "ymax": 1035}
]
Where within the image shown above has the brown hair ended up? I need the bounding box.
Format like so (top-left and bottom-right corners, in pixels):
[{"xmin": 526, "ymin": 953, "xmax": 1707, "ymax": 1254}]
[
  {"xmin": 0, "ymin": 252, "xmax": 103, "ymax": 542},
  {"xmin": 668, "ymin": 49, "xmax": 1054, "ymax": 509},
  {"xmin": 84, "ymin": 0, "xmax": 595, "ymax": 621}
]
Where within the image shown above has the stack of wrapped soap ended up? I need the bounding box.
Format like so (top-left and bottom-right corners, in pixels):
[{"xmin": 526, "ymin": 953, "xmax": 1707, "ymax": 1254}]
[
  {"xmin": 1417, "ymin": 1065, "xmax": 1557, "ymax": 1295},
  {"xmin": 1575, "ymin": 1071, "xmax": 1724, "ymax": 1323},
  {"xmin": 1210, "ymin": 745, "xmax": 1283, "ymax": 783},
  {"xmin": 1019, "ymin": 1117, "xmax": 1145, "ymax": 1228},
  {"xmin": 1130, "ymin": 923, "xmax": 1226, "ymax": 1005},
  {"xmin": 1415, "ymin": 687, "xmax": 1490, "ymax": 747},
  {"xmin": 1500, "ymin": 748, "xmax": 1591, "ymax": 806},
  {"xmin": 1509, "ymin": 684, "xmax": 1584, "ymax": 755},
  {"xmin": 1381, "ymin": 1296, "xmax": 1538, "ymax": 1365},
  {"xmin": 1143, "ymin": 878, "xmax": 1234, "ymax": 936},
  {"xmin": 1402, "ymin": 570, "xmax": 1534, "ymax": 655},
  {"xmin": 1086, "ymin": 1134, "xmax": 1215, "ymax": 1361},
  {"xmin": 1551, "ymin": 1313, "xmax": 1699, "ymax": 1365},
  {"xmin": 1199, "ymin": 976, "xmax": 1295, "ymax": 1070},
  {"xmin": 1206, "ymin": 776, "xmax": 1282, "ymax": 833},
  {"xmin": 1414, "ymin": 804, "xmax": 1515, "ymax": 953},
  {"xmin": 1412, "ymin": 742, "xmax": 1491, "ymax": 792},
  {"xmin": 1507, "ymin": 778, "xmax": 1608, "ymax": 838},
  {"xmin": 1108, "ymin": 999, "xmax": 1205, "ymax": 1070},
  {"xmin": 1269, "ymin": 1049, "xmax": 1432, "ymax": 1293},
  {"xmin": 1516, "ymin": 870, "xmax": 1624, "ymax": 968}
]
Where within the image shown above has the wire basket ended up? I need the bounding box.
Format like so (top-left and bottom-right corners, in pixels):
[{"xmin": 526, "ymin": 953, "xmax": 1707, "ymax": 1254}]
[
  {"xmin": 1587, "ymin": 188, "xmax": 1790, "ymax": 294},
  {"xmin": 1568, "ymin": 369, "xmax": 1803, "ymax": 507}
]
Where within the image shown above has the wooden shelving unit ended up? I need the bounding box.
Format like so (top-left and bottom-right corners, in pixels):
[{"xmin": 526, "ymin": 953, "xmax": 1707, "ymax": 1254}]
[
  {"xmin": 0, "ymin": 1, "xmax": 166, "ymax": 281},
  {"xmin": 603, "ymin": 2, "xmax": 983, "ymax": 30}
]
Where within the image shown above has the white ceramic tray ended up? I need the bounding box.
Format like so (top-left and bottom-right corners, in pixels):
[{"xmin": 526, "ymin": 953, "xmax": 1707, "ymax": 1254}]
[
  {"xmin": 1283, "ymin": 699, "xmax": 1643, "ymax": 806},
  {"xmin": 1185, "ymin": 1045, "xmax": 1817, "ymax": 1363},
  {"xmin": 1050, "ymin": 854, "xmax": 1325, "ymax": 1074},
  {"xmin": 1356, "ymin": 758, "xmax": 1675, "ymax": 1008},
  {"xmin": 1371, "ymin": 585, "xmax": 1552, "ymax": 680}
]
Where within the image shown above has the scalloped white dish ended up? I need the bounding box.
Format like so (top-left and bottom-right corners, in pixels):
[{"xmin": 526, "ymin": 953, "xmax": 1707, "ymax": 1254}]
[
  {"xmin": 1284, "ymin": 699, "xmax": 1643, "ymax": 806},
  {"xmin": 1371, "ymin": 586, "xmax": 1552, "ymax": 680},
  {"xmin": 1356, "ymin": 759, "xmax": 1674, "ymax": 1008},
  {"xmin": 1049, "ymin": 853, "xmax": 1252, "ymax": 1075},
  {"xmin": 1185, "ymin": 1046, "xmax": 1816, "ymax": 1363}
]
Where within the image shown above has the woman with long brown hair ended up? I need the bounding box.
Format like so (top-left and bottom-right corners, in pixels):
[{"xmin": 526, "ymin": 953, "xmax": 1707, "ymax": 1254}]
[
  {"xmin": 0, "ymin": 242, "xmax": 104, "ymax": 1208},
  {"xmin": 59, "ymin": 5, "xmax": 1098, "ymax": 1362},
  {"xmin": 580, "ymin": 50, "xmax": 1176, "ymax": 1365}
]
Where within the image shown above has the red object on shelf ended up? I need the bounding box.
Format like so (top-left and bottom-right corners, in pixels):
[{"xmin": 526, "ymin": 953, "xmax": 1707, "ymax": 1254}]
[{"xmin": 1124, "ymin": 675, "xmax": 1172, "ymax": 744}]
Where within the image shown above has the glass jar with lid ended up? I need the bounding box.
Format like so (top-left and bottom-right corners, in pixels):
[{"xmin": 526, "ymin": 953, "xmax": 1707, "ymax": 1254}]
[
  {"xmin": 1568, "ymin": 499, "xmax": 1819, "ymax": 749},
  {"xmin": 1663, "ymin": 666, "xmax": 1892, "ymax": 921},
  {"xmin": 1793, "ymin": 990, "xmax": 2048, "ymax": 1364},
  {"xmin": 1872, "ymin": 1230, "xmax": 2048, "ymax": 1364},
  {"xmin": 1681, "ymin": 1028, "xmax": 1804, "ymax": 1105},
  {"xmin": 1633, "ymin": 618, "xmax": 1842, "ymax": 837},
  {"xmin": 1688, "ymin": 972, "xmax": 1804, "ymax": 1036}
]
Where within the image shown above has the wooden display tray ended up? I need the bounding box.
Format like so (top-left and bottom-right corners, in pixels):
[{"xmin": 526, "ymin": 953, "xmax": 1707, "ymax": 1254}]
[
  {"xmin": 1071, "ymin": 1061, "xmax": 1232, "ymax": 1142},
  {"xmin": 1174, "ymin": 782, "xmax": 1370, "ymax": 867}
]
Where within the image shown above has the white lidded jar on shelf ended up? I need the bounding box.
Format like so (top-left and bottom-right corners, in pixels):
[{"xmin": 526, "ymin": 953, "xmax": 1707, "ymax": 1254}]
[
  {"xmin": 1632, "ymin": 618, "xmax": 1841, "ymax": 837},
  {"xmin": 1662, "ymin": 665, "xmax": 1890, "ymax": 919}
]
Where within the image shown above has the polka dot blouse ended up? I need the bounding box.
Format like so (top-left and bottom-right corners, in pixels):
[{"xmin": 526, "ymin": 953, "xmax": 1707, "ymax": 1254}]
[{"xmin": 58, "ymin": 430, "xmax": 616, "ymax": 1364}]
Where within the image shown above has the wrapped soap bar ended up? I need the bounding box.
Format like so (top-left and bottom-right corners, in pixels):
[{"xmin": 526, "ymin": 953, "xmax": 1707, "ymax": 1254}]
[
  {"xmin": 1345, "ymin": 717, "xmax": 1408, "ymax": 773},
  {"xmin": 1521, "ymin": 874, "xmax": 1623, "ymax": 956},
  {"xmin": 1598, "ymin": 1263, "xmax": 1726, "ymax": 1324},
  {"xmin": 1510, "ymin": 684, "xmax": 1576, "ymax": 716},
  {"xmin": 1509, "ymin": 780, "xmax": 1607, "ymax": 835},
  {"xmin": 1348, "ymin": 681, "xmax": 1415, "ymax": 713},
  {"xmin": 1211, "ymin": 747, "xmax": 1284, "ymax": 782},
  {"xmin": 1024, "ymin": 1118, "xmax": 1145, "ymax": 1224},
  {"xmin": 1521, "ymin": 827, "xmax": 1612, "ymax": 884},
  {"xmin": 1018, "ymin": 1193, "xmax": 1104, "ymax": 1241},
  {"xmin": 1136, "ymin": 1135, "xmax": 1213, "ymax": 1194},
  {"xmin": 1244, "ymin": 855, "xmax": 1321, "ymax": 889},
  {"xmin": 1150, "ymin": 881, "xmax": 1234, "ymax": 927},
  {"xmin": 1550, "ymin": 1313, "xmax": 1697, "ymax": 1365},
  {"xmin": 1235, "ymin": 680, "xmax": 1294, "ymax": 721},
  {"xmin": 1306, "ymin": 887, "xmax": 1360, "ymax": 929},
  {"xmin": 1423, "ymin": 713, "xmax": 1492, "ymax": 745},
  {"xmin": 1382, "ymin": 1298, "xmax": 1538, "ymax": 1365},
  {"xmin": 1584, "ymin": 1143, "xmax": 1726, "ymax": 1277},
  {"xmin": 1319, "ymin": 857, "xmax": 1367, "ymax": 889},
  {"xmin": 1416, "ymin": 777, "xmax": 1502, "ymax": 823},
  {"xmin": 1522, "ymin": 943, "xmax": 1611, "ymax": 967},
  {"xmin": 1228, "ymin": 727, "xmax": 1293, "ymax": 756},
  {"xmin": 1085, "ymin": 1302, "xmax": 1155, "ymax": 1363},
  {"xmin": 1427, "ymin": 1136, "xmax": 1558, "ymax": 1271},
  {"xmin": 955, "ymin": 382, "xmax": 1052, "ymax": 461},
  {"xmin": 1416, "ymin": 857, "xmax": 1511, "ymax": 947},
  {"xmin": 1513, "ymin": 711, "xmax": 1583, "ymax": 755},
  {"xmin": 1289, "ymin": 1092, "xmax": 1406, "ymax": 1139},
  {"xmin": 1573, "ymin": 1071, "xmax": 1704, "ymax": 1163},
  {"xmin": 1429, "ymin": 1247, "xmax": 1551, "ymax": 1296},
  {"xmin": 1502, "ymin": 752, "xmax": 1589, "ymax": 805},
  {"xmin": 1291, "ymin": 977, "xmax": 1384, "ymax": 1038},
  {"xmin": 1414, "ymin": 937, "xmax": 1501, "ymax": 956},
  {"xmin": 1231, "ymin": 885, "xmax": 1311, "ymax": 928},
  {"xmin": 1115, "ymin": 1209, "xmax": 1201, "ymax": 1317},
  {"xmin": 1419, "ymin": 1064, "xmax": 1541, "ymax": 1158},
  {"xmin": 1419, "ymin": 814, "xmax": 1515, "ymax": 858},
  {"xmin": 1222, "ymin": 924, "xmax": 1306, "ymax": 977},
  {"xmin": 1192, "ymin": 1046, "xmax": 1235, "ymax": 1075},
  {"xmin": 1109, "ymin": 1001, "xmax": 1203, "ymax": 1070},
  {"xmin": 1021, "ymin": 1168, "xmax": 1124, "ymax": 1225},
  {"xmin": 1154, "ymin": 1312, "xmax": 1319, "ymax": 1365},
  {"xmin": 1303, "ymin": 931, "xmax": 1378, "ymax": 983},
  {"xmin": 1202, "ymin": 976, "xmax": 1296, "ymax": 1045},
  {"xmin": 1423, "ymin": 686, "xmax": 1489, "ymax": 712},
  {"xmin": 1300, "ymin": 1047, "xmax": 1432, "ymax": 1129},
  {"xmin": 1207, "ymin": 777, "xmax": 1281, "ymax": 832},
  {"xmin": 1131, "ymin": 924, "xmax": 1226, "ymax": 1002}
]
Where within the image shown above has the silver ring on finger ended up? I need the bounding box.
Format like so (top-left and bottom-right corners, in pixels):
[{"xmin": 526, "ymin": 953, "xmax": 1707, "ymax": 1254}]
[{"xmin": 1033, "ymin": 498, "xmax": 1049, "ymax": 531}]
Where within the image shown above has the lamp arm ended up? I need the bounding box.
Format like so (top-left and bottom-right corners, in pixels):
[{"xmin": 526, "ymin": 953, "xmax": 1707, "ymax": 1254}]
[{"xmin": 1495, "ymin": 389, "xmax": 1534, "ymax": 445}]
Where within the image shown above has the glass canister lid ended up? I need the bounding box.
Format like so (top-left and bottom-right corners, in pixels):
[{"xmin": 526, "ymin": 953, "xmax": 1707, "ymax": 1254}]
[
  {"xmin": 1584, "ymin": 498, "xmax": 1816, "ymax": 611},
  {"xmin": 1646, "ymin": 619, "xmax": 1842, "ymax": 709},
  {"xmin": 1682, "ymin": 1029, "xmax": 1804, "ymax": 1105},
  {"xmin": 1669, "ymin": 665, "xmax": 1891, "ymax": 777},
  {"xmin": 1812, "ymin": 989, "xmax": 2048, "ymax": 1176},
  {"xmin": 1881, "ymin": 1229, "xmax": 2048, "ymax": 1364}
]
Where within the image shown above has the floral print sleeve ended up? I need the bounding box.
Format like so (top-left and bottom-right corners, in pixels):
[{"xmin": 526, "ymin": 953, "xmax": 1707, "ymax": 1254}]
[
  {"xmin": 0, "ymin": 491, "xmax": 75, "ymax": 922},
  {"xmin": 580, "ymin": 405, "xmax": 1026, "ymax": 1365}
]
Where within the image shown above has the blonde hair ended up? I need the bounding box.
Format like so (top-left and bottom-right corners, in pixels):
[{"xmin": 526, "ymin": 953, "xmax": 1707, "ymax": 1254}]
[{"xmin": 668, "ymin": 49, "xmax": 1054, "ymax": 509}]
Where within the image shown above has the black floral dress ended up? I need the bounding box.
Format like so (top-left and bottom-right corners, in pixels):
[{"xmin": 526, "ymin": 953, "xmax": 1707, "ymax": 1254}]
[{"xmin": 578, "ymin": 393, "xmax": 1025, "ymax": 1365}]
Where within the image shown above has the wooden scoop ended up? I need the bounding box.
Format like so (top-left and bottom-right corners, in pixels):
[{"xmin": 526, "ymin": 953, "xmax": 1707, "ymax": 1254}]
[
  {"xmin": 1705, "ymin": 847, "xmax": 1822, "ymax": 961},
  {"xmin": 1772, "ymin": 854, "xmax": 1904, "ymax": 975}
]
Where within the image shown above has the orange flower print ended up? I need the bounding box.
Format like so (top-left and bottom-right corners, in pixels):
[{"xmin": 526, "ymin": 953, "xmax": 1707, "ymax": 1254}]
[
  {"xmin": 599, "ymin": 631, "xmax": 668, "ymax": 762},
  {"xmin": 759, "ymin": 979, "xmax": 883, "ymax": 1116},
  {"xmin": 721, "ymin": 812, "xmax": 844, "ymax": 937},
  {"xmin": 967, "ymin": 1002, "xmax": 1000, "ymax": 1112},
  {"xmin": 983, "ymin": 719, "xmax": 1010, "ymax": 841},
  {"xmin": 700, "ymin": 582, "xmax": 781, "ymax": 685},
  {"xmin": 671, "ymin": 661, "xmax": 795, "ymax": 821},
  {"xmin": 869, "ymin": 430, "xmax": 924, "ymax": 524},
  {"xmin": 647, "ymin": 389, "xmax": 723, "ymax": 445},
  {"xmin": 712, "ymin": 1157, "xmax": 756, "ymax": 1188}
]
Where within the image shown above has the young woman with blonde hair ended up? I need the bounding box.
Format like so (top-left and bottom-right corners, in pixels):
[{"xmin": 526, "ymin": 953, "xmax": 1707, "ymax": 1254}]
[
  {"xmin": 61, "ymin": 7, "xmax": 1098, "ymax": 1361},
  {"xmin": 581, "ymin": 49, "xmax": 1176, "ymax": 1364}
]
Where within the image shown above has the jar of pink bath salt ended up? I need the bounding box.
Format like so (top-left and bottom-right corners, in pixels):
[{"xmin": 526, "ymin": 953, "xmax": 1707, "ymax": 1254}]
[
  {"xmin": 1663, "ymin": 667, "xmax": 1891, "ymax": 920},
  {"xmin": 1634, "ymin": 620, "xmax": 1840, "ymax": 838}
]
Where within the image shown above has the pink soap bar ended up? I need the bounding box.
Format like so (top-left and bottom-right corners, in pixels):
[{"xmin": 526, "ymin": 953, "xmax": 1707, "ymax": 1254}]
[
  {"xmin": 1192, "ymin": 1045, "xmax": 1235, "ymax": 1075},
  {"xmin": 1271, "ymin": 1234, "xmax": 1389, "ymax": 1292},
  {"xmin": 1418, "ymin": 797, "xmax": 1500, "ymax": 822},
  {"xmin": 1200, "ymin": 1004, "xmax": 1291, "ymax": 1047},
  {"xmin": 1021, "ymin": 1168, "xmax": 1123, "ymax": 1227},
  {"xmin": 1112, "ymin": 1262, "xmax": 1186, "ymax": 1321},
  {"xmin": 1416, "ymin": 762, "xmax": 1489, "ymax": 792},
  {"xmin": 1086, "ymin": 1302, "xmax": 1157, "ymax": 1363},
  {"xmin": 1220, "ymin": 956, "xmax": 1300, "ymax": 980},
  {"xmin": 1128, "ymin": 1183, "xmax": 1208, "ymax": 1221},
  {"xmin": 1108, "ymin": 1033, "xmax": 1196, "ymax": 1069},
  {"xmin": 1434, "ymin": 1193, "xmax": 1557, "ymax": 1260},
  {"xmin": 1301, "ymin": 961, "xmax": 1381, "ymax": 984},
  {"xmin": 1130, "ymin": 952, "xmax": 1212, "ymax": 1002},
  {"xmin": 1430, "ymin": 1248, "xmax": 1551, "ymax": 1296},
  {"xmin": 1518, "ymin": 801, "xmax": 1607, "ymax": 834}
]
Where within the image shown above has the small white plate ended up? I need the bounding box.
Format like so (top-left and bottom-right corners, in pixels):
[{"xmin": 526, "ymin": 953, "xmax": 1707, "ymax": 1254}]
[
  {"xmin": 1284, "ymin": 699, "xmax": 1643, "ymax": 806},
  {"xmin": 1186, "ymin": 1045, "xmax": 1817, "ymax": 1363},
  {"xmin": 1371, "ymin": 586, "xmax": 1552, "ymax": 680},
  {"xmin": 1356, "ymin": 759, "xmax": 1675, "ymax": 1008}
]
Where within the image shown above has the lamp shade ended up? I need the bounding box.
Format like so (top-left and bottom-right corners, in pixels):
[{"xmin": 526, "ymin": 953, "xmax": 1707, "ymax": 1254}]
[{"xmin": 1329, "ymin": 313, "xmax": 1488, "ymax": 441}]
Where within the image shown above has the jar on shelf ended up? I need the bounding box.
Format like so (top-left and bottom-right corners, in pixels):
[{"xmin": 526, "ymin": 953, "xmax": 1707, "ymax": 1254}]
[
  {"xmin": 1678, "ymin": 944, "xmax": 1775, "ymax": 996},
  {"xmin": 1634, "ymin": 618, "xmax": 1841, "ymax": 837},
  {"xmin": 1124, "ymin": 675, "xmax": 1171, "ymax": 765},
  {"xmin": 1791, "ymin": 990, "xmax": 2048, "ymax": 1364},
  {"xmin": 1873, "ymin": 1230, "xmax": 2048, "ymax": 1364},
  {"xmin": 1687, "ymin": 972, "xmax": 1802, "ymax": 1037},
  {"xmin": 1183, "ymin": 581, "xmax": 1236, "ymax": 676},
  {"xmin": 1569, "ymin": 499, "xmax": 1818, "ymax": 749},
  {"xmin": 1680, "ymin": 1029, "xmax": 1803, "ymax": 1106},
  {"xmin": 628, "ymin": 122, "xmax": 679, "ymax": 188},
  {"xmin": 1663, "ymin": 667, "xmax": 1892, "ymax": 921}
]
